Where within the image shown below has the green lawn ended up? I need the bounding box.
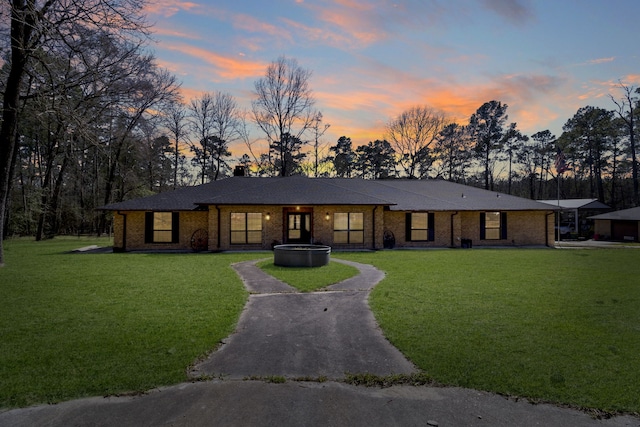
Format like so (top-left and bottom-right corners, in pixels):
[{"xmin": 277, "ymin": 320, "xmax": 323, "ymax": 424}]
[
  {"xmin": 257, "ymin": 260, "xmax": 359, "ymax": 292},
  {"xmin": 1, "ymin": 240, "xmax": 639, "ymax": 415},
  {"xmin": 0, "ymin": 238, "xmax": 265, "ymax": 408},
  {"xmin": 333, "ymin": 249, "xmax": 640, "ymax": 414}
]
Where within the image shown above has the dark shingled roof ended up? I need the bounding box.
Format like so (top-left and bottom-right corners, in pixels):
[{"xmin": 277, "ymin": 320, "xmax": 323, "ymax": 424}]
[
  {"xmin": 537, "ymin": 198, "xmax": 610, "ymax": 210},
  {"xmin": 589, "ymin": 206, "xmax": 640, "ymax": 221},
  {"xmin": 99, "ymin": 176, "xmax": 556, "ymax": 212}
]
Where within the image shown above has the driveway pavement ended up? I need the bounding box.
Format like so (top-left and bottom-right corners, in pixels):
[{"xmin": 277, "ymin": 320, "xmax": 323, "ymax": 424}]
[{"xmin": 1, "ymin": 258, "xmax": 638, "ymax": 427}]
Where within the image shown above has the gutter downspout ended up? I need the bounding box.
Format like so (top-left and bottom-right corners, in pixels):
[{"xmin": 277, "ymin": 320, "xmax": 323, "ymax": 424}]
[
  {"xmin": 450, "ymin": 211, "xmax": 459, "ymax": 247},
  {"xmin": 372, "ymin": 206, "xmax": 378, "ymax": 250},
  {"xmin": 216, "ymin": 205, "xmax": 221, "ymax": 250},
  {"xmin": 546, "ymin": 211, "xmax": 555, "ymax": 247},
  {"xmin": 117, "ymin": 211, "xmax": 127, "ymax": 252}
]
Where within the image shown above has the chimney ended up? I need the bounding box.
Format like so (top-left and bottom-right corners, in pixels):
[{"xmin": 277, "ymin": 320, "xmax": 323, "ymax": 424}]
[{"xmin": 233, "ymin": 165, "xmax": 246, "ymax": 177}]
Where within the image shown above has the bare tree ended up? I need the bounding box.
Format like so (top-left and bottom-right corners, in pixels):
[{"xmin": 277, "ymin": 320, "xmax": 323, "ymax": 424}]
[
  {"xmin": 308, "ymin": 111, "xmax": 330, "ymax": 177},
  {"xmin": 210, "ymin": 92, "xmax": 240, "ymax": 180},
  {"xmin": 188, "ymin": 91, "xmax": 239, "ymax": 182},
  {"xmin": 0, "ymin": 0, "xmax": 151, "ymax": 266},
  {"xmin": 386, "ymin": 105, "xmax": 448, "ymax": 179},
  {"xmin": 164, "ymin": 101, "xmax": 189, "ymax": 188},
  {"xmin": 188, "ymin": 93, "xmax": 215, "ymax": 184},
  {"xmin": 610, "ymin": 82, "xmax": 639, "ymax": 205},
  {"xmin": 252, "ymin": 56, "xmax": 316, "ymax": 176}
]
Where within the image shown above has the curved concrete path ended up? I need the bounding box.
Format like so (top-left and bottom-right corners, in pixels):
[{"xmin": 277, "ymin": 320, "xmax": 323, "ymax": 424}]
[{"xmin": 190, "ymin": 259, "xmax": 416, "ymax": 379}]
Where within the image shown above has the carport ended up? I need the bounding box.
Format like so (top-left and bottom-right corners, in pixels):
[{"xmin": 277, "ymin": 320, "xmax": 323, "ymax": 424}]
[{"xmin": 538, "ymin": 198, "xmax": 610, "ymax": 239}]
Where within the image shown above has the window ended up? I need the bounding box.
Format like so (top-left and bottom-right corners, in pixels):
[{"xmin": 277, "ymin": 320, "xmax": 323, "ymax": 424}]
[
  {"xmin": 333, "ymin": 212, "xmax": 364, "ymax": 244},
  {"xmin": 145, "ymin": 212, "xmax": 179, "ymax": 244},
  {"xmin": 480, "ymin": 212, "xmax": 507, "ymax": 240},
  {"xmin": 406, "ymin": 212, "xmax": 434, "ymax": 241},
  {"xmin": 230, "ymin": 212, "xmax": 262, "ymax": 244}
]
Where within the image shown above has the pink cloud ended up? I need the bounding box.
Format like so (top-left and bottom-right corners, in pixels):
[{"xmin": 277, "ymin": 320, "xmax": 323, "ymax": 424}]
[
  {"xmin": 143, "ymin": 1, "xmax": 200, "ymax": 18},
  {"xmin": 280, "ymin": 18, "xmax": 356, "ymax": 48},
  {"xmin": 162, "ymin": 43, "xmax": 266, "ymax": 80},
  {"xmin": 293, "ymin": 1, "xmax": 389, "ymax": 48},
  {"xmin": 152, "ymin": 27, "xmax": 201, "ymax": 40},
  {"xmin": 231, "ymin": 14, "xmax": 291, "ymax": 40}
]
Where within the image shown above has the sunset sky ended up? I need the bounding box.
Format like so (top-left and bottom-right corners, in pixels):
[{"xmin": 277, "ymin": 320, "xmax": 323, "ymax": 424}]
[{"xmin": 145, "ymin": 0, "xmax": 640, "ymax": 156}]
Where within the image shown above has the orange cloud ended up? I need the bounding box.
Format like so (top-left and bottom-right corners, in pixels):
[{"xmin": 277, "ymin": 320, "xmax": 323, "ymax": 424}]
[
  {"xmin": 315, "ymin": 9, "xmax": 381, "ymax": 46},
  {"xmin": 624, "ymin": 74, "xmax": 640, "ymax": 84},
  {"xmin": 176, "ymin": 86, "xmax": 204, "ymax": 104},
  {"xmin": 312, "ymin": 63, "xmax": 572, "ymax": 146},
  {"xmin": 162, "ymin": 43, "xmax": 266, "ymax": 81},
  {"xmin": 294, "ymin": 1, "xmax": 388, "ymax": 48}
]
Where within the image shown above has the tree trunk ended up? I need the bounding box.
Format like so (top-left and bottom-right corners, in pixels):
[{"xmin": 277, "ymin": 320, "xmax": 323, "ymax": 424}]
[
  {"xmin": 0, "ymin": 0, "xmax": 34, "ymax": 266},
  {"xmin": 484, "ymin": 144, "xmax": 490, "ymax": 190},
  {"xmin": 629, "ymin": 122, "xmax": 639, "ymax": 205}
]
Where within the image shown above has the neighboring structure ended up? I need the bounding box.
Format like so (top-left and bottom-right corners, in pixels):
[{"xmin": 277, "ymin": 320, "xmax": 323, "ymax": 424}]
[
  {"xmin": 589, "ymin": 206, "xmax": 640, "ymax": 242},
  {"xmin": 538, "ymin": 199, "xmax": 611, "ymax": 239},
  {"xmin": 99, "ymin": 176, "xmax": 557, "ymax": 252}
]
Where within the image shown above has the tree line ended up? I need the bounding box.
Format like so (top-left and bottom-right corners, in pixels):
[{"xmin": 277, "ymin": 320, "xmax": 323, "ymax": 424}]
[
  {"xmin": 1, "ymin": 2, "xmax": 638, "ymax": 266},
  {"xmin": 325, "ymin": 95, "xmax": 639, "ymax": 213}
]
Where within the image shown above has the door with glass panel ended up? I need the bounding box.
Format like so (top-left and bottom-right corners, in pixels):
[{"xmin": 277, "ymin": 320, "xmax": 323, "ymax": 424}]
[{"xmin": 287, "ymin": 212, "xmax": 311, "ymax": 243}]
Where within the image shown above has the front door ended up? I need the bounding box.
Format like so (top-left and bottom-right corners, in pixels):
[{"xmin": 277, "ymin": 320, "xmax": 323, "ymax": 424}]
[{"xmin": 287, "ymin": 212, "xmax": 311, "ymax": 243}]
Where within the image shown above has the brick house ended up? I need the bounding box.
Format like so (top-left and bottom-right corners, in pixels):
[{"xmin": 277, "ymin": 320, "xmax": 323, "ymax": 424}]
[{"xmin": 99, "ymin": 176, "xmax": 557, "ymax": 251}]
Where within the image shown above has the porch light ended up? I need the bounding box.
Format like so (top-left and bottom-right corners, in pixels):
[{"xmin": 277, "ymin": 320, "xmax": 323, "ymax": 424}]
[
  {"xmin": 325, "ymin": 212, "xmax": 330, "ymax": 221},
  {"xmin": 266, "ymin": 213, "xmax": 271, "ymax": 221}
]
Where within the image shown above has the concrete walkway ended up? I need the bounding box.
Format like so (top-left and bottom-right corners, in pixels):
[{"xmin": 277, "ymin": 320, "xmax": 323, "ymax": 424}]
[
  {"xmin": 1, "ymin": 259, "xmax": 639, "ymax": 427},
  {"xmin": 191, "ymin": 259, "xmax": 416, "ymax": 379}
]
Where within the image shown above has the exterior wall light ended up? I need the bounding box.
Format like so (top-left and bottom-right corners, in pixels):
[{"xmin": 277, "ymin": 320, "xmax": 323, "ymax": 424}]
[
  {"xmin": 325, "ymin": 212, "xmax": 330, "ymax": 221},
  {"xmin": 266, "ymin": 213, "xmax": 271, "ymax": 221}
]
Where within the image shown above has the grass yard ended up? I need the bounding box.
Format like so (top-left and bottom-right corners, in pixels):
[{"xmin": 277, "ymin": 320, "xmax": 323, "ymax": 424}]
[
  {"xmin": 0, "ymin": 237, "xmax": 265, "ymax": 408},
  {"xmin": 1, "ymin": 240, "xmax": 639, "ymax": 415},
  {"xmin": 333, "ymin": 249, "xmax": 640, "ymax": 414},
  {"xmin": 257, "ymin": 260, "xmax": 359, "ymax": 292}
]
